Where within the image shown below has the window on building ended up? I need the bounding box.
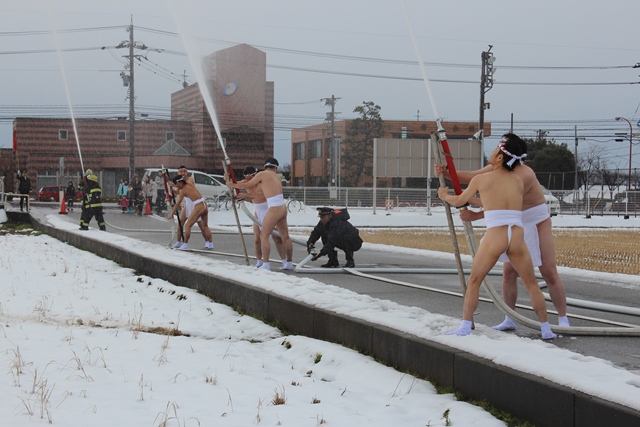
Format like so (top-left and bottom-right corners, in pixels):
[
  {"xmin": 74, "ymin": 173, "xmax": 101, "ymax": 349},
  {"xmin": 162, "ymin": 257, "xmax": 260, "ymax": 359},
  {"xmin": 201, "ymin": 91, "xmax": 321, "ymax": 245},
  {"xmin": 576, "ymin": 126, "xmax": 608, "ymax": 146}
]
[
  {"xmin": 294, "ymin": 177, "xmax": 304, "ymax": 187},
  {"xmin": 294, "ymin": 142, "xmax": 305, "ymax": 160},
  {"xmin": 166, "ymin": 132, "xmax": 175, "ymax": 141},
  {"xmin": 310, "ymin": 140, "xmax": 322, "ymax": 158},
  {"xmin": 309, "ymin": 176, "xmax": 322, "ymax": 187},
  {"xmin": 58, "ymin": 129, "xmax": 68, "ymax": 140},
  {"xmin": 117, "ymin": 131, "xmax": 127, "ymax": 141}
]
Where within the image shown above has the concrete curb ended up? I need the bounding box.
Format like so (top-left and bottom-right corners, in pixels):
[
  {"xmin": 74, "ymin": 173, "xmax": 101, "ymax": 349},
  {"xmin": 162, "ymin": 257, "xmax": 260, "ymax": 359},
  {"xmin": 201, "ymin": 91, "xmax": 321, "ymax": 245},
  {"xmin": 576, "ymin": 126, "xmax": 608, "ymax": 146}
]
[{"xmin": 18, "ymin": 211, "xmax": 640, "ymax": 427}]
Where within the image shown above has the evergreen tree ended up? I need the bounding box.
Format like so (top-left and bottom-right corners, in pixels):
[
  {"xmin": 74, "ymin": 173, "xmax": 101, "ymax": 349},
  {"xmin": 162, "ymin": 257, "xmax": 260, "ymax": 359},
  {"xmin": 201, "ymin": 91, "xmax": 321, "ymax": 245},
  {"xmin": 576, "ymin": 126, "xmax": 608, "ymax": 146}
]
[
  {"xmin": 340, "ymin": 101, "xmax": 384, "ymax": 187},
  {"xmin": 523, "ymin": 132, "xmax": 576, "ymax": 190}
]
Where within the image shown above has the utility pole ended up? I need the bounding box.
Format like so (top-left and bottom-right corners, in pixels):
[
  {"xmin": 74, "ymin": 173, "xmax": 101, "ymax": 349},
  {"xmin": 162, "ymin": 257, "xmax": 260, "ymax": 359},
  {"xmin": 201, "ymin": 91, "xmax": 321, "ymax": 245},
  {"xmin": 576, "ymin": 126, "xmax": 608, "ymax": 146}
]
[
  {"xmin": 615, "ymin": 116, "xmax": 633, "ymax": 219},
  {"xmin": 479, "ymin": 45, "xmax": 495, "ymax": 169},
  {"xmin": 116, "ymin": 18, "xmax": 147, "ymax": 181},
  {"xmin": 574, "ymin": 126, "xmax": 580, "ymax": 215},
  {"xmin": 322, "ymin": 95, "xmax": 340, "ymax": 188}
]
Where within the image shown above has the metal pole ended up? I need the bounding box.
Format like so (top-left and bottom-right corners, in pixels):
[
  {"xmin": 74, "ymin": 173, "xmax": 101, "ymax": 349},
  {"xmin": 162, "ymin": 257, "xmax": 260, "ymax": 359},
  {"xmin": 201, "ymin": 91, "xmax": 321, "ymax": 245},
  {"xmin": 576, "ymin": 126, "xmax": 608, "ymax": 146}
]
[
  {"xmin": 574, "ymin": 126, "xmax": 579, "ymax": 214},
  {"xmin": 615, "ymin": 117, "xmax": 632, "ymax": 219},
  {"xmin": 128, "ymin": 21, "xmax": 135, "ymax": 182},
  {"xmin": 372, "ymin": 138, "xmax": 377, "ymax": 215},
  {"xmin": 479, "ymin": 45, "xmax": 494, "ymax": 170},
  {"xmin": 479, "ymin": 53, "xmax": 486, "ymax": 170}
]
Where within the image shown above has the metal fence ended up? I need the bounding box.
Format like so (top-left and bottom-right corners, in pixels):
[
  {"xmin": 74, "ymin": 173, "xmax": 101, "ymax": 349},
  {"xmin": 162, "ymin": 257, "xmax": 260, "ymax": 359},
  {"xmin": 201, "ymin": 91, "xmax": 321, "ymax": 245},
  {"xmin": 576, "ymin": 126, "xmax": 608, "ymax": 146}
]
[
  {"xmin": 283, "ymin": 186, "xmax": 435, "ymax": 209},
  {"xmin": 549, "ymin": 188, "xmax": 640, "ymax": 218},
  {"xmin": 283, "ymin": 186, "xmax": 640, "ymax": 218}
]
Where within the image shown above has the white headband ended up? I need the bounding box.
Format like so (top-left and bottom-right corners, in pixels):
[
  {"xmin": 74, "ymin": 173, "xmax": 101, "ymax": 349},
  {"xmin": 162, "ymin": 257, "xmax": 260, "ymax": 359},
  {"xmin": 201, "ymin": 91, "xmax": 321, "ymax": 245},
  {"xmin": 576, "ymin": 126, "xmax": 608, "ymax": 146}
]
[{"xmin": 499, "ymin": 144, "xmax": 527, "ymax": 167}]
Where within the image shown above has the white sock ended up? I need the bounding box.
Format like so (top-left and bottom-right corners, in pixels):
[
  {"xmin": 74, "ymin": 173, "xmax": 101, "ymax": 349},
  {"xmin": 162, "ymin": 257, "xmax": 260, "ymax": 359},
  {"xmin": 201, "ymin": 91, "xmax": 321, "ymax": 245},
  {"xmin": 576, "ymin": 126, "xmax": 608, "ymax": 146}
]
[
  {"xmin": 558, "ymin": 316, "xmax": 570, "ymax": 327},
  {"xmin": 172, "ymin": 241, "xmax": 182, "ymax": 249},
  {"xmin": 258, "ymin": 262, "xmax": 270, "ymax": 271},
  {"xmin": 540, "ymin": 321, "xmax": 557, "ymax": 340},
  {"xmin": 255, "ymin": 260, "xmax": 263, "ymax": 268},
  {"xmin": 492, "ymin": 316, "xmax": 517, "ymax": 331},
  {"xmin": 279, "ymin": 261, "xmax": 294, "ymax": 270},
  {"xmin": 446, "ymin": 320, "xmax": 473, "ymax": 336},
  {"xmin": 178, "ymin": 242, "xmax": 188, "ymax": 250}
]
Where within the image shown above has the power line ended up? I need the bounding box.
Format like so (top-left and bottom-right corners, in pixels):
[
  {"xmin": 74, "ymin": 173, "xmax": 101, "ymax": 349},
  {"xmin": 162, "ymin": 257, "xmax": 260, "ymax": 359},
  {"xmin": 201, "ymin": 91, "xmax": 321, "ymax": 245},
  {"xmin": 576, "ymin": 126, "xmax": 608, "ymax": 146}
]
[{"xmin": 1, "ymin": 25, "xmax": 638, "ymax": 72}]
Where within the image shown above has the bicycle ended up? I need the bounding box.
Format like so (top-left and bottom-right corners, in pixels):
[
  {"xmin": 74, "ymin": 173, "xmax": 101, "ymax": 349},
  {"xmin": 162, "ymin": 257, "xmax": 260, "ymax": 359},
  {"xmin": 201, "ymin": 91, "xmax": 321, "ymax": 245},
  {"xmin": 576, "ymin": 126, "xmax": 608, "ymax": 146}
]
[
  {"xmin": 205, "ymin": 196, "xmax": 224, "ymax": 211},
  {"xmin": 286, "ymin": 196, "xmax": 304, "ymax": 213},
  {"xmin": 224, "ymin": 196, "xmax": 242, "ymax": 211}
]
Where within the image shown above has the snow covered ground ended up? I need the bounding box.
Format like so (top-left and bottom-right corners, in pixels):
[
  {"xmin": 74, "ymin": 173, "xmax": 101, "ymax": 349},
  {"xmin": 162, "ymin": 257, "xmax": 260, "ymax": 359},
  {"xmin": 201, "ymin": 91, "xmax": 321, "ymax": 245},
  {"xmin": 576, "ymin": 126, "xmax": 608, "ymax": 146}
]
[{"xmin": 1, "ymin": 208, "xmax": 639, "ymax": 426}]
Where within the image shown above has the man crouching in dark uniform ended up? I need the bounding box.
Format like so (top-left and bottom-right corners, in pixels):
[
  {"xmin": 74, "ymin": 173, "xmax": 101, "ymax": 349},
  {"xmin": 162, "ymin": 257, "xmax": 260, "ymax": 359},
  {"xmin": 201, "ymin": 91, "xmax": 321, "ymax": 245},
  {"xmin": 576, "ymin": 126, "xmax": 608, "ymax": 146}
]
[{"xmin": 307, "ymin": 207, "xmax": 362, "ymax": 268}]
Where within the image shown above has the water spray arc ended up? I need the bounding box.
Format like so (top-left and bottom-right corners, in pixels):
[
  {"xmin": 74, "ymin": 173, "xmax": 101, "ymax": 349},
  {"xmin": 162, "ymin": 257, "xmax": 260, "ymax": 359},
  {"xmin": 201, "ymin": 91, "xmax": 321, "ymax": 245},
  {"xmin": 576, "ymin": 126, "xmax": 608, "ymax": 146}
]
[
  {"xmin": 167, "ymin": 1, "xmax": 248, "ymax": 263},
  {"xmin": 401, "ymin": 1, "xmax": 468, "ymax": 297},
  {"xmin": 49, "ymin": 8, "xmax": 84, "ymax": 176}
]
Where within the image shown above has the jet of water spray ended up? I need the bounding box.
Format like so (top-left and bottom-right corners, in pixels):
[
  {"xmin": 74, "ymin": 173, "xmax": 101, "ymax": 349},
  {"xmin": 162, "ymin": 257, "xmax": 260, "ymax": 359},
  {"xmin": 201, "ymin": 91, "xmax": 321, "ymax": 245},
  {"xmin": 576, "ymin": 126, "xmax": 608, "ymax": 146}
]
[
  {"xmin": 48, "ymin": 8, "xmax": 85, "ymax": 175},
  {"xmin": 166, "ymin": 1, "xmax": 227, "ymax": 160},
  {"xmin": 401, "ymin": 0, "xmax": 440, "ymax": 123}
]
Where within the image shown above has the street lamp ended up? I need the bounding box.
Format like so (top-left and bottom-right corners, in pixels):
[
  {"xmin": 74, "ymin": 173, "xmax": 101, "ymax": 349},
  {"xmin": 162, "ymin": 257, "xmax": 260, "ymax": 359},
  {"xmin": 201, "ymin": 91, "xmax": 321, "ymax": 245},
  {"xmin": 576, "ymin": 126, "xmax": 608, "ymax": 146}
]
[{"xmin": 615, "ymin": 116, "xmax": 632, "ymax": 219}]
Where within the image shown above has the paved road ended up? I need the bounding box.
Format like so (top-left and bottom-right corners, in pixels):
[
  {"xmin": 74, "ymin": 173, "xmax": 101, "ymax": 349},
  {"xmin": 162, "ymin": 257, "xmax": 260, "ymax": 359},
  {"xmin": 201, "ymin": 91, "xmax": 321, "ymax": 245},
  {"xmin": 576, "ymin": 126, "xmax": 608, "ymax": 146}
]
[{"xmin": 31, "ymin": 205, "xmax": 640, "ymax": 374}]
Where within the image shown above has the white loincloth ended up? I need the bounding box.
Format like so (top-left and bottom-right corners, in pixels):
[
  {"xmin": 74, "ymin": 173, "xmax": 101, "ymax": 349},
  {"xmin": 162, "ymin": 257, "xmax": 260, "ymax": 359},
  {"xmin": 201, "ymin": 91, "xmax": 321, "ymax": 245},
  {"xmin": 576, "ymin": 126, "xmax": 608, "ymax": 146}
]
[
  {"xmin": 254, "ymin": 201, "xmax": 269, "ymax": 224},
  {"xmin": 267, "ymin": 194, "xmax": 285, "ymax": 208},
  {"xmin": 185, "ymin": 197, "xmax": 205, "ymax": 220},
  {"xmin": 518, "ymin": 203, "xmax": 549, "ymax": 266},
  {"xmin": 483, "ymin": 210, "xmax": 523, "ymax": 262}
]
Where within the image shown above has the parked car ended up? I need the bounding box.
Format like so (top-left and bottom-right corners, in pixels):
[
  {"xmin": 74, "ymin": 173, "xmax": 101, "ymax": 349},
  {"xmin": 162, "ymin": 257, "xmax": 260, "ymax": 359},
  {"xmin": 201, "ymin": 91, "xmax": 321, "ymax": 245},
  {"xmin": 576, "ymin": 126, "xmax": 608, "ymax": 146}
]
[
  {"xmin": 142, "ymin": 168, "xmax": 229, "ymax": 202},
  {"xmin": 540, "ymin": 186, "xmax": 560, "ymax": 216},
  {"xmin": 208, "ymin": 174, "xmax": 226, "ymax": 185},
  {"xmin": 38, "ymin": 185, "xmax": 83, "ymax": 202}
]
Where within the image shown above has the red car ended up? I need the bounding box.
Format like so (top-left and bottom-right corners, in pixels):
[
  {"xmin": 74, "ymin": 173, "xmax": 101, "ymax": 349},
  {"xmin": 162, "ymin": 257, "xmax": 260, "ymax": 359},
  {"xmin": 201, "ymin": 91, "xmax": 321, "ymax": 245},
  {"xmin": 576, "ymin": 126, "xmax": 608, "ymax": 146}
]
[{"xmin": 38, "ymin": 185, "xmax": 83, "ymax": 202}]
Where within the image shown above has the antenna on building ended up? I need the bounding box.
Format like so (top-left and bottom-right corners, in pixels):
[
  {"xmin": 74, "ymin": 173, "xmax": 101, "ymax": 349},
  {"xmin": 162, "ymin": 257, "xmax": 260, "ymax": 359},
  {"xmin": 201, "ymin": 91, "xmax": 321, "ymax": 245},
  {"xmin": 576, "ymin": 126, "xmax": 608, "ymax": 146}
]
[{"xmin": 182, "ymin": 70, "xmax": 188, "ymax": 88}]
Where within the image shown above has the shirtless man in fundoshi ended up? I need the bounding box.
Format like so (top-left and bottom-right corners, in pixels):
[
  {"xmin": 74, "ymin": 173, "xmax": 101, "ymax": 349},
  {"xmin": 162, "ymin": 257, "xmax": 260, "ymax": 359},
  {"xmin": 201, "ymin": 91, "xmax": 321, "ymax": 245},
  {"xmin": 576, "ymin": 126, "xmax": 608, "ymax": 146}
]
[
  {"xmin": 437, "ymin": 137, "xmax": 556, "ymax": 340},
  {"xmin": 226, "ymin": 158, "xmax": 293, "ymax": 271}
]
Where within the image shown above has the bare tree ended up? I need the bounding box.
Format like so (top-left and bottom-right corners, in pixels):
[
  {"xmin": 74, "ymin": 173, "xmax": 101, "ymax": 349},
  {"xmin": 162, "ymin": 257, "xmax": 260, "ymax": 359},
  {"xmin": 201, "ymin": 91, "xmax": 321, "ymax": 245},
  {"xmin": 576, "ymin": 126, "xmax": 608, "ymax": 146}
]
[{"xmin": 577, "ymin": 146, "xmax": 605, "ymax": 195}]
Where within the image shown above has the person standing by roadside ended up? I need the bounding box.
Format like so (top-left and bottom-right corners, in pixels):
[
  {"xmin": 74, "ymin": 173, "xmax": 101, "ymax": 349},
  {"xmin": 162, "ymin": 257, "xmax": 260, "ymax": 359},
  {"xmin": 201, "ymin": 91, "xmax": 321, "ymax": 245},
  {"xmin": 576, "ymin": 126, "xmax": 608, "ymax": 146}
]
[
  {"xmin": 231, "ymin": 166, "xmax": 290, "ymax": 269},
  {"xmin": 16, "ymin": 170, "xmax": 31, "ymax": 212},
  {"xmin": 154, "ymin": 171, "xmax": 166, "ymax": 214},
  {"xmin": 79, "ymin": 173, "xmax": 106, "ymax": 231},
  {"xmin": 131, "ymin": 174, "xmax": 143, "ymax": 214},
  {"xmin": 65, "ymin": 181, "xmax": 76, "ymax": 211},
  {"xmin": 117, "ymin": 178, "xmax": 128, "ymax": 209},
  {"xmin": 142, "ymin": 174, "xmax": 157, "ymax": 212},
  {"xmin": 168, "ymin": 166, "xmax": 213, "ymax": 249},
  {"xmin": 117, "ymin": 178, "xmax": 128, "ymax": 199},
  {"xmin": 166, "ymin": 175, "xmax": 211, "ymax": 250},
  {"xmin": 226, "ymin": 158, "xmax": 293, "ymax": 271},
  {"xmin": 435, "ymin": 132, "xmax": 569, "ymax": 330},
  {"xmin": 437, "ymin": 136, "xmax": 556, "ymax": 340}
]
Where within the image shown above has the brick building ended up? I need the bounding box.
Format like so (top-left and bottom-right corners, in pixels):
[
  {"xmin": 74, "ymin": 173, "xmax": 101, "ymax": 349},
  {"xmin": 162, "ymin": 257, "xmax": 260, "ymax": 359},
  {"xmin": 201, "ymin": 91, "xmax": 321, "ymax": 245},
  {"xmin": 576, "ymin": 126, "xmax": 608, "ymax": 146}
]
[
  {"xmin": 7, "ymin": 44, "xmax": 274, "ymax": 196},
  {"xmin": 291, "ymin": 120, "xmax": 490, "ymax": 188}
]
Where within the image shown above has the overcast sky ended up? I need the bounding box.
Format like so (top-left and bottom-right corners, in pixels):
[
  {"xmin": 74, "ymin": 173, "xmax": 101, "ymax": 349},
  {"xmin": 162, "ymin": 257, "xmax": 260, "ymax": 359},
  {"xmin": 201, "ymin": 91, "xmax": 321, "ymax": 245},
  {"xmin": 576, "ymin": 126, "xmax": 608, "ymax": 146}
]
[{"xmin": 1, "ymin": 0, "xmax": 639, "ymax": 170}]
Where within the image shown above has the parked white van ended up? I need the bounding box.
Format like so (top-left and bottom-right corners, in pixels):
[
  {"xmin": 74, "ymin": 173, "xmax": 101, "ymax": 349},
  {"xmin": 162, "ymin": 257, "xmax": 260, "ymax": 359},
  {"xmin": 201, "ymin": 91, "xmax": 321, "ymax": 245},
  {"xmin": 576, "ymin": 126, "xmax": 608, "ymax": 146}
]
[
  {"xmin": 142, "ymin": 168, "xmax": 229, "ymax": 202},
  {"xmin": 541, "ymin": 186, "xmax": 560, "ymax": 216}
]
